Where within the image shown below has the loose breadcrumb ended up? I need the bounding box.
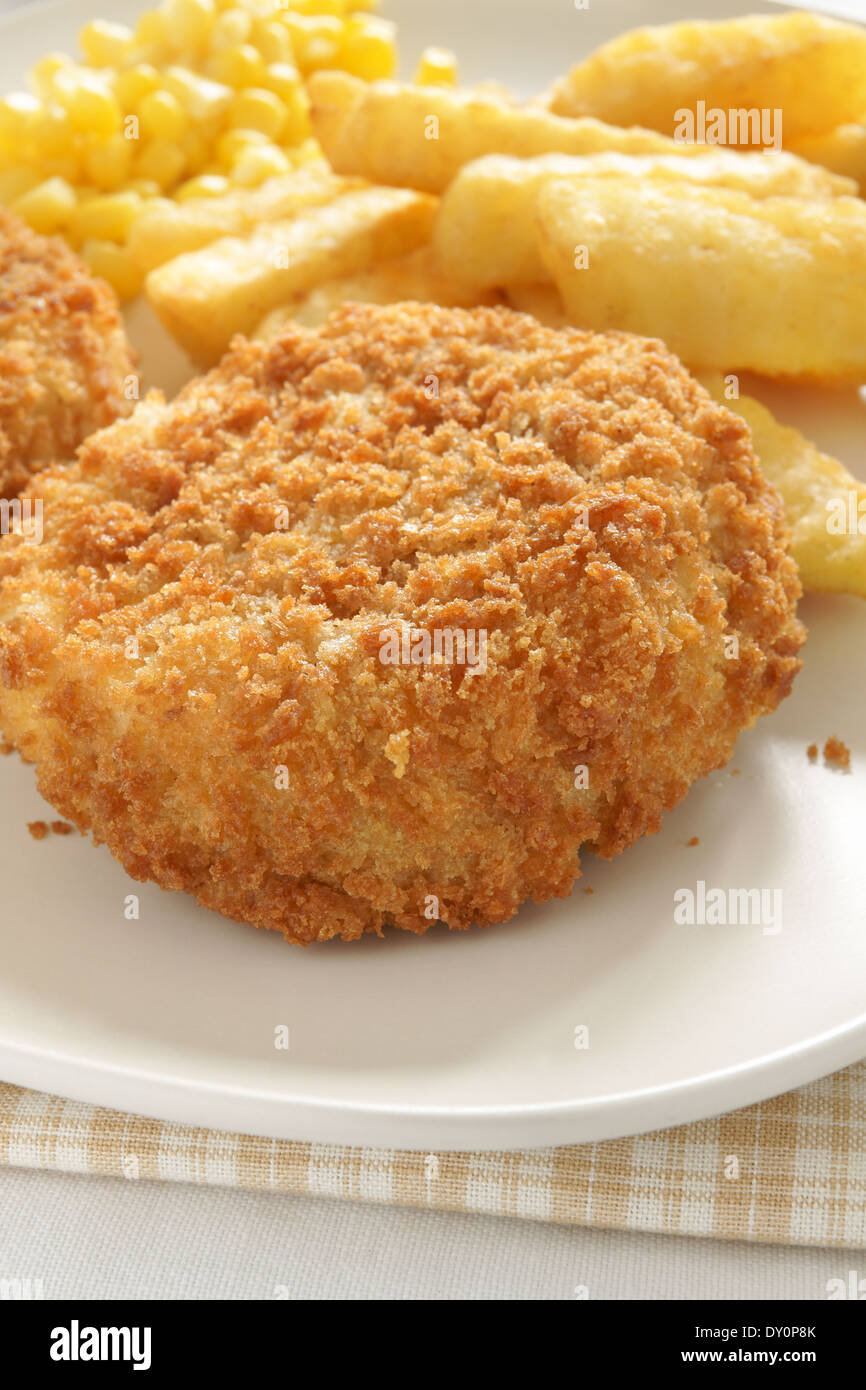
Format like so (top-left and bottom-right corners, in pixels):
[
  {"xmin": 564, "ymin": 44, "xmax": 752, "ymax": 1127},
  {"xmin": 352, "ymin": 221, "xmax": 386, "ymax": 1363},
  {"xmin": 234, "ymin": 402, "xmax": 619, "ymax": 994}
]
[
  {"xmin": 823, "ymin": 736, "xmax": 851, "ymax": 770},
  {"xmin": 687, "ymin": 836, "xmax": 700, "ymax": 846},
  {"xmin": 27, "ymin": 820, "xmax": 48, "ymax": 840},
  {"xmin": 51, "ymin": 820, "xmax": 74, "ymax": 835},
  {"xmin": 807, "ymin": 743, "xmax": 819, "ymax": 761}
]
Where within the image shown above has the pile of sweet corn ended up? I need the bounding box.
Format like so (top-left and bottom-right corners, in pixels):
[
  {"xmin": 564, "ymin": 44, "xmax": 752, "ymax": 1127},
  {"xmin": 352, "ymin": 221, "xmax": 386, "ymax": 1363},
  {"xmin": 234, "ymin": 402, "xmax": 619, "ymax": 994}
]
[{"xmin": 0, "ymin": 0, "xmax": 406, "ymax": 298}]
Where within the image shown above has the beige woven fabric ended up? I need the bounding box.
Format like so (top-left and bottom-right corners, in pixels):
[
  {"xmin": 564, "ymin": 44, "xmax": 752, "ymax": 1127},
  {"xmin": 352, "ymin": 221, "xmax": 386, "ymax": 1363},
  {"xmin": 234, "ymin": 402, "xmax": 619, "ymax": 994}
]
[{"xmin": 1, "ymin": 1063, "xmax": 864, "ymax": 1247}]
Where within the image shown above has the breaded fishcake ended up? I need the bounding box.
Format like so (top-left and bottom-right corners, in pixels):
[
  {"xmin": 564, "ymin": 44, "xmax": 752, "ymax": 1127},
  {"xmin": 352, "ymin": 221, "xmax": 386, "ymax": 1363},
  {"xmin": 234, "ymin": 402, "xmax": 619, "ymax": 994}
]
[
  {"xmin": 0, "ymin": 304, "xmax": 804, "ymax": 944},
  {"xmin": 0, "ymin": 209, "xmax": 135, "ymax": 497}
]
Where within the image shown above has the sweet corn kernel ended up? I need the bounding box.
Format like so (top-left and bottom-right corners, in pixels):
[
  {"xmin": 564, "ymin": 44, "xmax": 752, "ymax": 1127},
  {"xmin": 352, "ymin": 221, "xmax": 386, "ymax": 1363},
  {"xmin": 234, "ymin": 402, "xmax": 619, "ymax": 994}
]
[
  {"xmin": 414, "ymin": 46, "xmax": 459, "ymax": 86},
  {"xmin": 55, "ymin": 72, "xmax": 122, "ymax": 136},
  {"xmin": 29, "ymin": 53, "xmax": 74, "ymax": 103},
  {"xmin": 230, "ymin": 141, "xmax": 290, "ymax": 186},
  {"xmin": 30, "ymin": 106, "xmax": 72, "ymax": 157},
  {"xmin": 210, "ymin": 8, "xmax": 251, "ymax": 50},
  {"xmin": 70, "ymin": 190, "xmax": 141, "ymax": 243},
  {"xmin": 291, "ymin": 0, "xmax": 346, "ymax": 14},
  {"xmin": 0, "ymin": 167, "xmax": 40, "ymax": 205},
  {"xmin": 133, "ymin": 9, "xmax": 174, "ymax": 62},
  {"xmin": 278, "ymin": 80, "xmax": 311, "ymax": 145},
  {"xmin": 79, "ymin": 20, "xmax": 135, "ymax": 68},
  {"xmin": 10, "ymin": 175, "xmax": 77, "ymax": 233},
  {"xmin": 165, "ymin": 0, "xmax": 216, "ymax": 52},
  {"xmin": 82, "ymin": 132, "xmax": 133, "ymax": 190},
  {"xmin": 138, "ymin": 89, "xmax": 188, "ymax": 142},
  {"xmin": 176, "ymin": 171, "xmax": 229, "ymax": 200},
  {"xmin": 282, "ymin": 15, "xmax": 342, "ymax": 72},
  {"xmin": 207, "ymin": 43, "xmax": 265, "ymax": 88},
  {"xmin": 228, "ymin": 87, "xmax": 285, "ymax": 140},
  {"xmin": 261, "ymin": 62, "xmax": 302, "ymax": 102},
  {"xmin": 125, "ymin": 177, "xmax": 162, "ymax": 198},
  {"xmin": 339, "ymin": 16, "xmax": 397, "ymax": 80},
  {"xmin": 182, "ymin": 127, "xmax": 210, "ymax": 173},
  {"xmin": 0, "ymin": 92, "xmax": 40, "ymax": 141},
  {"xmin": 35, "ymin": 153, "xmax": 82, "ymax": 183},
  {"xmin": 251, "ymin": 20, "xmax": 292, "ymax": 65},
  {"xmin": 135, "ymin": 139, "xmax": 187, "ymax": 189},
  {"xmin": 81, "ymin": 239, "xmax": 144, "ymax": 299},
  {"xmin": 161, "ymin": 67, "xmax": 232, "ymax": 124},
  {"xmin": 113, "ymin": 64, "xmax": 161, "ymax": 113},
  {"xmin": 215, "ymin": 126, "xmax": 268, "ymax": 167}
]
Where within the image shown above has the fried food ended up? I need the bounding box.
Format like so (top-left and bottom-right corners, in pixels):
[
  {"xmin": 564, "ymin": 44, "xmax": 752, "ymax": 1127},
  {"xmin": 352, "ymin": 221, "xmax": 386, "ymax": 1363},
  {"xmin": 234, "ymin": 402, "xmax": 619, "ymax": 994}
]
[
  {"xmin": 701, "ymin": 373, "xmax": 866, "ymax": 599},
  {"xmin": 548, "ymin": 11, "xmax": 866, "ymax": 143},
  {"xmin": 0, "ymin": 208, "xmax": 135, "ymax": 497},
  {"xmin": 254, "ymin": 247, "xmax": 503, "ymax": 336},
  {"xmin": 433, "ymin": 150, "xmax": 855, "ymax": 289},
  {"xmin": 307, "ymin": 69, "xmax": 715, "ymax": 195},
  {"xmin": 0, "ymin": 304, "xmax": 804, "ymax": 944},
  {"xmin": 536, "ymin": 177, "xmax": 866, "ymax": 379},
  {"xmin": 128, "ymin": 163, "xmax": 359, "ymax": 275},
  {"xmin": 790, "ymin": 124, "xmax": 866, "ymax": 196},
  {"xmin": 146, "ymin": 186, "xmax": 438, "ymax": 365}
]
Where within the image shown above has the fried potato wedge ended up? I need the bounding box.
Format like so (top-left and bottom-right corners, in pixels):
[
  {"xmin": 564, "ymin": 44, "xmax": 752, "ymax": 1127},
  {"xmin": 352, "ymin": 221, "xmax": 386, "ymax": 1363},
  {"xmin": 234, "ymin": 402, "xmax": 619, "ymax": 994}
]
[
  {"xmin": 129, "ymin": 163, "xmax": 357, "ymax": 274},
  {"xmin": 254, "ymin": 247, "xmax": 501, "ymax": 336},
  {"xmin": 433, "ymin": 150, "xmax": 855, "ymax": 288},
  {"xmin": 548, "ymin": 11, "xmax": 866, "ymax": 143},
  {"xmin": 147, "ymin": 186, "xmax": 437, "ymax": 365},
  {"xmin": 308, "ymin": 69, "xmax": 714, "ymax": 194},
  {"xmin": 536, "ymin": 177, "xmax": 866, "ymax": 379},
  {"xmin": 701, "ymin": 373, "xmax": 866, "ymax": 598},
  {"xmin": 791, "ymin": 123, "xmax": 866, "ymax": 196}
]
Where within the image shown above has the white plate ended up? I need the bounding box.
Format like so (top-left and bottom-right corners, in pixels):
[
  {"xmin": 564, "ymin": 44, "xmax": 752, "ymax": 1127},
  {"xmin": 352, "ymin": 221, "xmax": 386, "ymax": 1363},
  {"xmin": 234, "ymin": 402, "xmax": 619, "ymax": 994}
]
[{"xmin": 0, "ymin": 0, "xmax": 864, "ymax": 1151}]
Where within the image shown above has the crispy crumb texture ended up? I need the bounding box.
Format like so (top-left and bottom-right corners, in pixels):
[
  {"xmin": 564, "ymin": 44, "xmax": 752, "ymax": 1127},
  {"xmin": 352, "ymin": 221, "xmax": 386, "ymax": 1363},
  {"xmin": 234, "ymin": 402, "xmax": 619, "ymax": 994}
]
[
  {"xmin": 0, "ymin": 209, "xmax": 135, "ymax": 498},
  {"xmin": 0, "ymin": 303, "xmax": 804, "ymax": 943},
  {"xmin": 823, "ymin": 736, "xmax": 851, "ymax": 770}
]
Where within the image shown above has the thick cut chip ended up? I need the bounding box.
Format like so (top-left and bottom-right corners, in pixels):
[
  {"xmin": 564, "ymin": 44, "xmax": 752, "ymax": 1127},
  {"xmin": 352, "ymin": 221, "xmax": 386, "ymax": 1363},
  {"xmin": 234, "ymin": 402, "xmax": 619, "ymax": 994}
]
[
  {"xmin": 0, "ymin": 304, "xmax": 803, "ymax": 944},
  {"xmin": 254, "ymin": 248, "xmax": 502, "ymax": 335},
  {"xmin": 536, "ymin": 177, "xmax": 866, "ymax": 379},
  {"xmin": 548, "ymin": 12, "xmax": 866, "ymax": 143},
  {"xmin": 147, "ymin": 186, "xmax": 437, "ymax": 364},
  {"xmin": 791, "ymin": 123, "xmax": 866, "ymax": 196},
  {"xmin": 433, "ymin": 150, "xmax": 855, "ymax": 288},
  {"xmin": 128, "ymin": 164, "xmax": 358, "ymax": 274},
  {"xmin": 308, "ymin": 70, "xmax": 714, "ymax": 194},
  {"xmin": 701, "ymin": 373, "xmax": 866, "ymax": 599}
]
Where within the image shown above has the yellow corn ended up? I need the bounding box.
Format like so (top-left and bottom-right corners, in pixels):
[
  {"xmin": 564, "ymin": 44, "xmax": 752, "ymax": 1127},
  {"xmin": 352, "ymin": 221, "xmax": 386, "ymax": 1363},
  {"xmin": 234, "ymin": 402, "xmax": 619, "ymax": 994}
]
[
  {"xmin": 82, "ymin": 132, "xmax": 134, "ymax": 190},
  {"xmin": 10, "ymin": 176, "xmax": 77, "ymax": 233},
  {"xmin": 81, "ymin": 238, "xmax": 144, "ymax": 299},
  {"xmin": 0, "ymin": 0, "xmax": 398, "ymax": 298},
  {"xmin": 70, "ymin": 190, "xmax": 141, "ymax": 243},
  {"xmin": 138, "ymin": 89, "xmax": 188, "ymax": 142},
  {"xmin": 176, "ymin": 172, "xmax": 230, "ymax": 200},
  {"xmin": 135, "ymin": 139, "xmax": 187, "ymax": 190},
  {"xmin": 55, "ymin": 71, "xmax": 122, "ymax": 136},
  {"xmin": 79, "ymin": 20, "xmax": 135, "ymax": 69},
  {"xmin": 206, "ymin": 43, "xmax": 266, "ymax": 88},
  {"xmin": 230, "ymin": 142, "xmax": 291, "ymax": 186},
  {"xmin": 228, "ymin": 88, "xmax": 285, "ymax": 140},
  {"xmin": 339, "ymin": 16, "xmax": 397, "ymax": 80},
  {"xmin": 414, "ymin": 47, "xmax": 459, "ymax": 86}
]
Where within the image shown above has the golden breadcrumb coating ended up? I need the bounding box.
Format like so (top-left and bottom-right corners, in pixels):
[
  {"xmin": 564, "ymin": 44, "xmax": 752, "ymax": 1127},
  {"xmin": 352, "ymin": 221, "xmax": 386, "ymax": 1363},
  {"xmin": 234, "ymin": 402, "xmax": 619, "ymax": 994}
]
[
  {"xmin": 0, "ymin": 303, "xmax": 804, "ymax": 944},
  {"xmin": 0, "ymin": 209, "xmax": 135, "ymax": 497}
]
